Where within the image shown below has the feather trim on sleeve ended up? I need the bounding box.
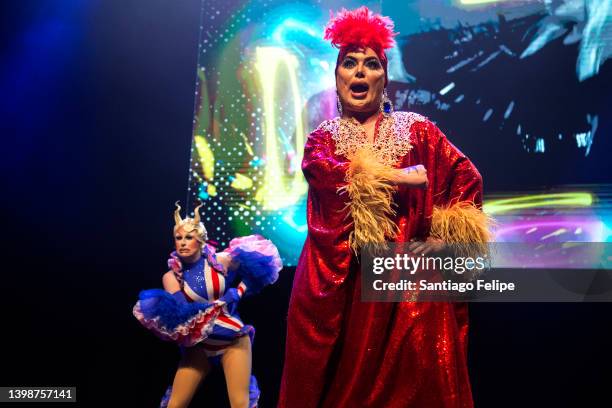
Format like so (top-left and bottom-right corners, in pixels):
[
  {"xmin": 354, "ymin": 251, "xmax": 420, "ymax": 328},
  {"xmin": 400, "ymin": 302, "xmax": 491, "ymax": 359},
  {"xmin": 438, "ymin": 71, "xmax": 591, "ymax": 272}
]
[
  {"xmin": 430, "ymin": 201, "xmax": 495, "ymax": 258},
  {"xmin": 339, "ymin": 147, "xmax": 403, "ymax": 254}
]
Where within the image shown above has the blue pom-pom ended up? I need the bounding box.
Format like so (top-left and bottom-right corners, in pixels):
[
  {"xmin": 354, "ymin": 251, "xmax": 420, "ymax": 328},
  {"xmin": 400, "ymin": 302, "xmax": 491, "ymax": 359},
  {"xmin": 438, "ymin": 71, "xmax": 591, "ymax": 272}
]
[
  {"xmin": 232, "ymin": 250, "xmax": 280, "ymax": 295},
  {"xmin": 138, "ymin": 289, "xmax": 212, "ymax": 330}
]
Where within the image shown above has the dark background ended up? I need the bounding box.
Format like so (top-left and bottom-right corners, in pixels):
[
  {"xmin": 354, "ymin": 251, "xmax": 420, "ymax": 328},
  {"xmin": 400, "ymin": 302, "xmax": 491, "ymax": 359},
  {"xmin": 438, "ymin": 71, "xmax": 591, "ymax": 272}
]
[{"xmin": 1, "ymin": 1, "xmax": 611, "ymax": 406}]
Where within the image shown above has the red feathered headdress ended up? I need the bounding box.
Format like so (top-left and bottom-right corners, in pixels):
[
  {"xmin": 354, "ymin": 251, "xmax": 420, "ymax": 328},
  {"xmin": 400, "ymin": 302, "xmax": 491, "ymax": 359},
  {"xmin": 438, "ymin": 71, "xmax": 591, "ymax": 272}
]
[{"xmin": 324, "ymin": 7, "xmax": 398, "ymax": 85}]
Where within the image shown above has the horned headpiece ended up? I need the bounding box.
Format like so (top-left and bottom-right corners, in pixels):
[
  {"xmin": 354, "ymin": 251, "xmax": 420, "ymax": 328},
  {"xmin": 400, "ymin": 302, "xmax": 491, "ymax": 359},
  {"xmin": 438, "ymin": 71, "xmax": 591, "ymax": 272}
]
[{"xmin": 173, "ymin": 201, "xmax": 207, "ymax": 243}]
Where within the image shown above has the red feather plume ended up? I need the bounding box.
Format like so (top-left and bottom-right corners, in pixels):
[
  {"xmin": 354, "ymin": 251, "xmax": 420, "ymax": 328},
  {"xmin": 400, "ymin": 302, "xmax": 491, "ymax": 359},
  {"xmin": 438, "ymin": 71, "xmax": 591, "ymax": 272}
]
[{"xmin": 324, "ymin": 6, "xmax": 397, "ymax": 53}]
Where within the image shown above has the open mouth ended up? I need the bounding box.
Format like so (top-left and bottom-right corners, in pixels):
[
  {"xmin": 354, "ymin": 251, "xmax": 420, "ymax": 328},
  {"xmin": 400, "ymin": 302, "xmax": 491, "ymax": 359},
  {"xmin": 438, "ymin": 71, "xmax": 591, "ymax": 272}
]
[{"xmin": 350, "ymin": 82, "xmax": 369, "ymax": 98}]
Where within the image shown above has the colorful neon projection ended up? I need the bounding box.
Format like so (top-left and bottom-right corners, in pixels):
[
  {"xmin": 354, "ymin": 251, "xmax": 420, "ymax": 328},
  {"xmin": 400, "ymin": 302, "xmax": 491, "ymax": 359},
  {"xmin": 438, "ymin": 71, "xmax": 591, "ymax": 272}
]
[
  {"xmin": 253, "ymin": 47, "xmax": 307, "ymax": 211},
  {"xmin": 485, "ymin": 191, "xmax": 611, "ymax": 243}
]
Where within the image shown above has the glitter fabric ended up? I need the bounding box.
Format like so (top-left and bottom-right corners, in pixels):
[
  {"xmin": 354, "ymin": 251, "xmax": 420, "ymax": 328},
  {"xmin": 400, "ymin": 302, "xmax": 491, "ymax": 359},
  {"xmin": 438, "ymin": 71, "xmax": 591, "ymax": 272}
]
[{"xmin": 279, "ymin": 114, "xmax": 482, "ymax": 408}]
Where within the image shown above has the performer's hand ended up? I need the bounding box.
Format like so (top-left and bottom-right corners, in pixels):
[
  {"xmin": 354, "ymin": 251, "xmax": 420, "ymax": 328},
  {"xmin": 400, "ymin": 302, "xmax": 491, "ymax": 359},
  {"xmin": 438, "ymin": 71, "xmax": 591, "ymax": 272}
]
[
  {"xmin": 220, "ymin": 288, "xmax": 241, "ymax": 315},
  {"xmin": 408, "ymin": 237, "xmax": 445, "ymax": 256},
  {"xmin": 398, "ymin": 165, "xmax": 428, "ymax": 189}
]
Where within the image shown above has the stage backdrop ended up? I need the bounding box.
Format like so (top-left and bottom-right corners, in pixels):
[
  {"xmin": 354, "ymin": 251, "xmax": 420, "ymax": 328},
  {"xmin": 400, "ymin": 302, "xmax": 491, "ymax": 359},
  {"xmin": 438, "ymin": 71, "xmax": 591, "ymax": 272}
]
[{"xmin": 186, "ymin": 0, "xmax": 612, "ymax": 265}]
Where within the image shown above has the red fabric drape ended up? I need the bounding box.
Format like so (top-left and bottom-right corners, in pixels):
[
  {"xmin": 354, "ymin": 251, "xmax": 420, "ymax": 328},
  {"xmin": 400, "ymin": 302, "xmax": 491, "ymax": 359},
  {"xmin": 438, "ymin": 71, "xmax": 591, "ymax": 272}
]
[{"xmin": 279, "ymin": 117, "xmax": 482, "ymax": 408}]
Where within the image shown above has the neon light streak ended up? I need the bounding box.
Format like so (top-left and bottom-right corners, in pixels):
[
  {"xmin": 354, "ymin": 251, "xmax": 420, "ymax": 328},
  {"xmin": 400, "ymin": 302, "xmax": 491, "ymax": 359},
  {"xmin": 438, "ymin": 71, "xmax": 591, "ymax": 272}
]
[
  {"xmin": 231, "ymin": 173, "xmax": 253, "ymax": 190},
  {"xmin": 254, "ymin": 47, "xmax": 307, "ymax": 210},
  {"xmin": 495, "ymin": 220, "xmax": 605, "ymax": 243},
  {"xmin": 194, "ymin": 135, "xmax": 215, "ymax": 180},
  {"xmin": 272, "ymin": 18, "xmax": 319, "ymax": 44},
  {"xmin": 439, "ymin": 82, "xmax": 455, "ymax": 95},
  {"xmin": 484, "ymin": 192, "xmax": 593, "ymax": 215}
]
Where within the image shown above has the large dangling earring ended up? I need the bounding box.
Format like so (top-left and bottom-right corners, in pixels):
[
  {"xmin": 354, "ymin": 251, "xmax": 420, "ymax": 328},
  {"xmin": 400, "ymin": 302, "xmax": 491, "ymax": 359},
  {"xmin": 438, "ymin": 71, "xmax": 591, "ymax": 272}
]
[
  {"xmin": 336, "ymin": 91, "xmax": 343, "ymax": 116},
  {"xmin": 380, "ymin": 88, "xmax": 394, "ymax": 116}
]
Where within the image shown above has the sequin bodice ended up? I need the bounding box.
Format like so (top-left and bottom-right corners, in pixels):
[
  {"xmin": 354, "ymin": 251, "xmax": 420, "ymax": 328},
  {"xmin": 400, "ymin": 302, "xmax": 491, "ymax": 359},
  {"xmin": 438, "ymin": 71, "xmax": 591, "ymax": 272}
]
[{"xmin": 182, "ymin": 257, "xmax": 237, "ymax": 302}]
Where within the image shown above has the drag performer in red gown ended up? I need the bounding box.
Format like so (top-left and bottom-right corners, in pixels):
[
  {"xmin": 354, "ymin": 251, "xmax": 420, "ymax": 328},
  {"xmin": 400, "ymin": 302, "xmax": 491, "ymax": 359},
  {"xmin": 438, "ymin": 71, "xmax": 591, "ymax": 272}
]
[{"xmin": 278, "ymin": 7, "xmax": 492, "ymax": 408}]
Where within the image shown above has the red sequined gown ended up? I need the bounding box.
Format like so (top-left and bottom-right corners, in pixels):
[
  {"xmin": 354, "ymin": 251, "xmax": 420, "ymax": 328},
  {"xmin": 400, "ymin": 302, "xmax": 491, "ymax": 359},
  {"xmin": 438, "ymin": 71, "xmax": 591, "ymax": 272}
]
[{"xmin": 278, "ymin": 111, "xmax": 482, "ymax": 408}]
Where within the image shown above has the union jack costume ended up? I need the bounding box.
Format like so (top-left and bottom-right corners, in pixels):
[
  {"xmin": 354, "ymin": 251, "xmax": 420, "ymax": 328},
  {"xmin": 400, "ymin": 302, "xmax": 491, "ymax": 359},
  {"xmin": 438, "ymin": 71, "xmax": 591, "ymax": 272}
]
[{"xmin": 134, "ymin": 235, "xmax": 282, "ymax": 408}]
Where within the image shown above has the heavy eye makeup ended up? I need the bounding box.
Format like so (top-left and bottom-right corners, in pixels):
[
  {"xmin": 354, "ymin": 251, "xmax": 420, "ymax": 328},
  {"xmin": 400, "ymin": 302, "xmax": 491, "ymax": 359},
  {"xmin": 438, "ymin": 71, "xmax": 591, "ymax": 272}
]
[
  {"xmin": 341, "ymin": 57, "xmax": 357, "ymax": 69},
  {"xmin": 365, "ymin": 58, "xmax": 381, "ymax": 69},
  {"xmin": 341, "ymin": 56, "xmax": 382, "ymax": 70}
]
